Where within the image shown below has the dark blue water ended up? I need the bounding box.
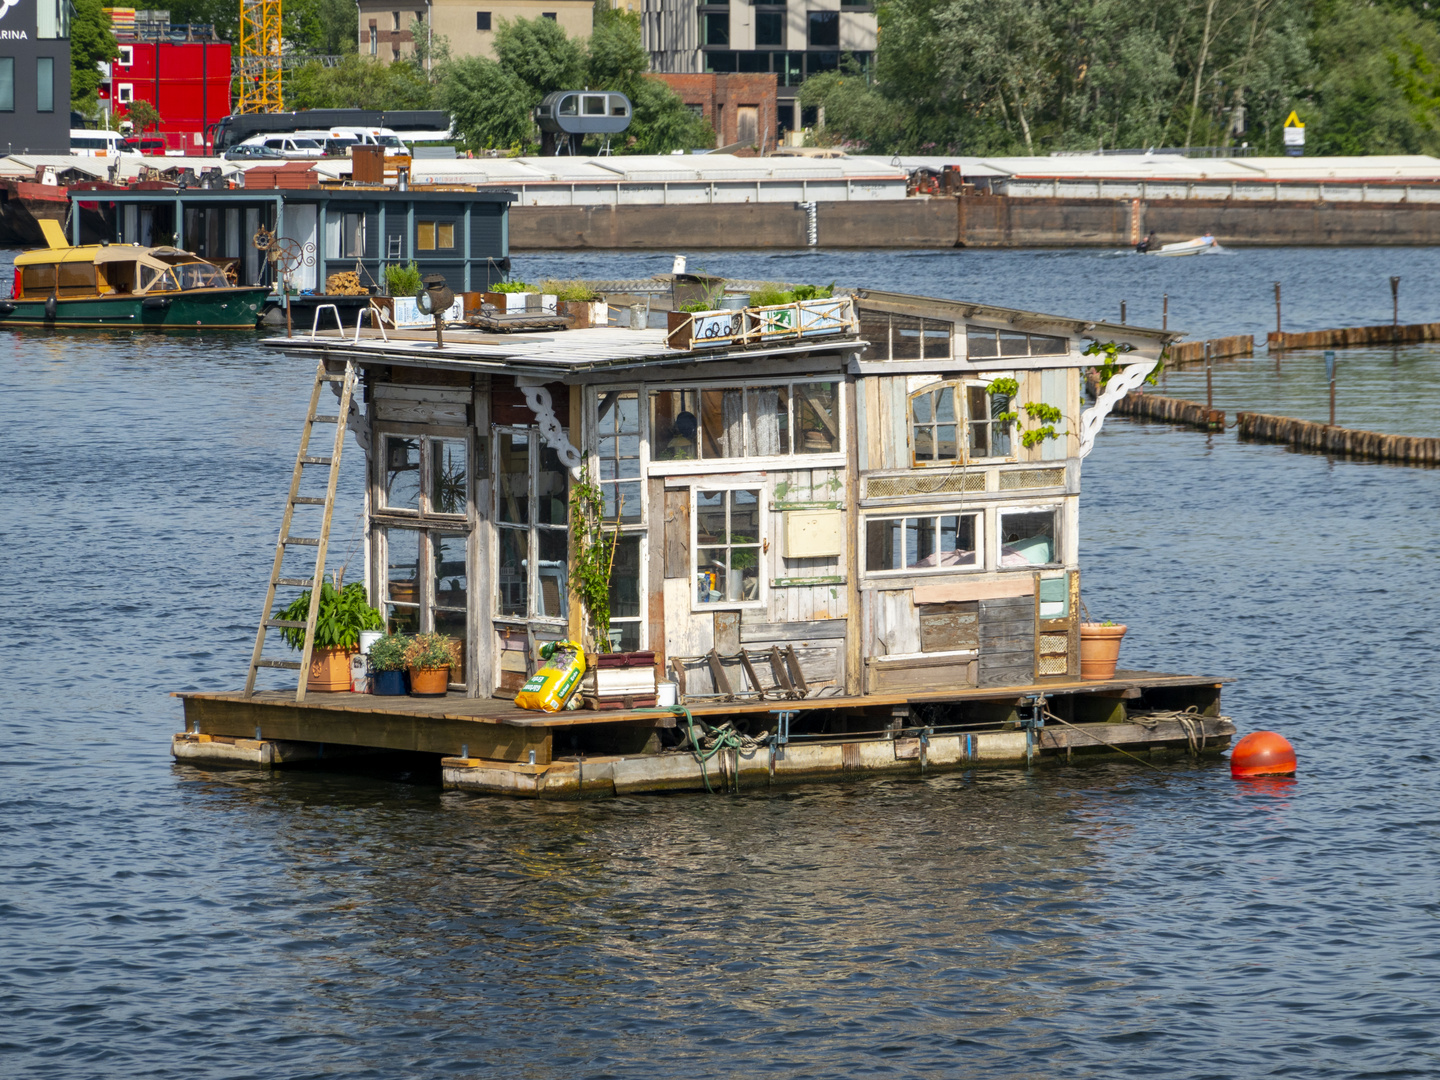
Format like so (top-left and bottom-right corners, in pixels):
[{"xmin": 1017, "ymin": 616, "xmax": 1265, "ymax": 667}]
[{"xmin": 3, "ymin": 246, "xmax": 1439, "ymax": 1079}]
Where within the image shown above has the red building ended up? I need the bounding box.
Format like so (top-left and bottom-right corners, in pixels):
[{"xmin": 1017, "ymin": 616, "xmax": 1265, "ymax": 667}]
[
  {"xmin": 651, "ymin": 73, "xmax": 779, "ymax": 153},
  {"xmin": 108, "ymin": 40, "xmax": 232, "ymax": 154}
]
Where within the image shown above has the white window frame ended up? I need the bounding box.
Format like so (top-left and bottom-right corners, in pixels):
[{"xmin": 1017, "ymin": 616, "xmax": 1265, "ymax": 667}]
[
  {"xmin": 492, "ymin": 424, "xmax": 569, "ymax": 627},
  {"xmin": 587, "ymin": 387, "xmax": 649, "ymax": 649},
  {"xmin": 646, "ymin": 378, "xmax": 846, "ymax": 477},
  {"xmin": 996, "ymin": 503, "xmax": 1064, "ymax": 570},
  {"xmin": 862, "ymin": 507, "xmax": 986, "ymax": 578},
  {"xmin": 117, "ymin": 83, "xmax": 134, "ymax": 104},
  {"xmin": 690, "ymin": 483, "xmax": 767, "ymax": 612},
  {"xmin": 375, "ymin": 425, "xmax": 470, "ymax": 523},
  {"xmin": 908, "ymin": 376, "xmax": 1016, "ymax": 467}
]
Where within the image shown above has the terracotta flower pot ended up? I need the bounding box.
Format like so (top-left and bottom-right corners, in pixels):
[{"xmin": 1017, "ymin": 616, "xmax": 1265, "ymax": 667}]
[
  {"xmin": 307, "ymin": 647, "xmax": 356, "ymax": 692},
  {"xmin": 408, "ymin": 665, "xmax": 450, "ymax": 697},
  {"xmin": 1079, "ymin": 623, "xmax": 1127, "ymax": 681}
]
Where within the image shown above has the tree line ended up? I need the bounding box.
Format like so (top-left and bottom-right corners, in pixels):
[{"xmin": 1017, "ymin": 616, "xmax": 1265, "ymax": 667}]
[{"xmin": 801, "ymin": 0, "xmax": 1440, "ymax": 156}]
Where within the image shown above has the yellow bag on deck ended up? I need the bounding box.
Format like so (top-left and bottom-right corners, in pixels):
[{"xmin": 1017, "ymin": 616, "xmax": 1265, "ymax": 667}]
[{"xmin": 514, "ymin": 640, "xmax": 587, "ymax": 712}]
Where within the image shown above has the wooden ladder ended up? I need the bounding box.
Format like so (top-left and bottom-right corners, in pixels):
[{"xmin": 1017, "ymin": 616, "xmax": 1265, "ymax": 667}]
[{"xmin": 243, "ymin": 359, "xmax": 359, "ymax": 702}]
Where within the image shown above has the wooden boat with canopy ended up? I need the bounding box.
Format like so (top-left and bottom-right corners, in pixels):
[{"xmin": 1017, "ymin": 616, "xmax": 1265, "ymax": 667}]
[{"xmin": 1, "ymin": 220, "xmax": 268, "ymax": 330}]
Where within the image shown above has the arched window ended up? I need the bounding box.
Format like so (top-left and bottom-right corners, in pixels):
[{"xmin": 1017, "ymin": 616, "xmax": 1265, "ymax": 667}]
[{"xmin": 908, "ymin": 380, "xmax": 1012, "ymax": 465}]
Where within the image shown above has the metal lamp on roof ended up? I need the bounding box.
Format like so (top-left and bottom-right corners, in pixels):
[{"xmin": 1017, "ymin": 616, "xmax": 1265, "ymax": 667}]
[{"xmin": 416, "ymin": 273, "xmax": 455, "ymax": 347}]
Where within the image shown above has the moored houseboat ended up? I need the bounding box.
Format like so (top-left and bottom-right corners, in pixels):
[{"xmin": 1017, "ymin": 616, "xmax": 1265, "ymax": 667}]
[
  {"xmin": 1, "ymin": 221, "xmax": 268, "ymax": 329},
  {"xmin": 173, "ymin": 274, "xmax": 1235, "ymax": 795}
]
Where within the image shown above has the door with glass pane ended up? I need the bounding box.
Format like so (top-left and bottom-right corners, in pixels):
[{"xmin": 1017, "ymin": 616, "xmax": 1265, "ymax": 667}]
[
  {"xmin": 493, "ymin": 427, "xmax": 570, "ymax": 690},
  {"xmin": 373, "ymin": 429, "xmax": 471, "ymax": 690}
]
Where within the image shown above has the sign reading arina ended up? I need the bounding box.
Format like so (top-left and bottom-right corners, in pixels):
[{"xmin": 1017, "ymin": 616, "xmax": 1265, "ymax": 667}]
[{"xmin": 0, "ymin": 0, "xmax": 30, "ymax": 38}]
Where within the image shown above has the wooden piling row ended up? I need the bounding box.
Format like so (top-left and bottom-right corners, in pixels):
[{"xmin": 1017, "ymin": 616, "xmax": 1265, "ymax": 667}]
[
  {"xmin": 1085, "ymin": 372, "xmax": 1224, "ymax": 431},
  {"xmin": 1236, "ymin": 411, "xmax": 1440, "ymax": 465},
  {"xmin": 1167, "ymin": 334, "xmax": 1255, "ymax": 365},
  {"xmin": 1266, "ymin": 321, "xmax": 1440, "ymax": 350}
]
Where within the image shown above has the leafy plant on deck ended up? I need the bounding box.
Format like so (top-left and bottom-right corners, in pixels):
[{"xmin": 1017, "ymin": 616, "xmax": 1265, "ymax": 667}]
[
  {"xmin": 273, "ymin": 580, "xmax": 383, "ymax": 652},
  {"xmin": 403, "ymin": 632, "xmax": 461, "ymax": 670},
  {"xmin": 569, "ymin": 463, "xmax": 622, "ymax": 652},
  {"xmin": 367, "ymin": 632, "xmax": 410, "ymax": 672},
  {"xmin": 384, "ymin": 261, "xmax": 422, "ymax": 297}
]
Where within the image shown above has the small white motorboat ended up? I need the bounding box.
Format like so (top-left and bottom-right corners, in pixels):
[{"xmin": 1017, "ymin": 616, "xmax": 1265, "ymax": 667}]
[{"xmin": 1149, "ymin": 235, "xmax": 1221, "ymax": 257}]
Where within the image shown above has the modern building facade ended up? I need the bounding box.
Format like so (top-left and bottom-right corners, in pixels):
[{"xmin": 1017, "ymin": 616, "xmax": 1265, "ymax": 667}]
[
  {"xmin": 0, "ymin": 0, "xmax": 72, "ymax": 155},
  {"xmin": 358, "ymin": 0, "xmax": 594, "ymax": 63},
  {"xmin": 642, "ymin": 0, "xmax": 875, "ymax": 134}
]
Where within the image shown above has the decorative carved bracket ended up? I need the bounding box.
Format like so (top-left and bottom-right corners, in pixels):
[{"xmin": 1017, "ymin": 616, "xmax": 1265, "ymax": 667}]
[
  {"xmin": 521, "ymin": 384, "xmax": 584, "ymax": 475},
  {"xmin": 1078, "ymin": 358, "xmax": 1160, "ymax": 459}
]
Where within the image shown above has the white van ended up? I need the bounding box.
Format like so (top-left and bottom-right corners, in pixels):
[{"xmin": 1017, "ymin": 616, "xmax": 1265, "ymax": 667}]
[
  {"xmin": 238, "ymin": 134, "xmax": 326, "ymax": 159},
  {"xmin": 328, "ymin": 127, "xmax": 409, "ymax": 156},
  {"xmin": 70, "ymin": 129, "xmax": 136, "ymax": 157}
]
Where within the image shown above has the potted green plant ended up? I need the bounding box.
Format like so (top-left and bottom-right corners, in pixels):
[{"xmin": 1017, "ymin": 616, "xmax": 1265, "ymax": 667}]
[
  {"xmin": 403, "ymin": 631, "xmax": 461, "ymax": 696},
  {"xmin": 273, "ymin": 579, "xmax": 383, "ymax": 692},
  {"xmin": 367, "ymin": 632, "xmax": 410, "ymax": 696},
  {"xmin": 667, "ymin": 300, "xmax": 738, "ymax": 350},
  {"xmin": 484, "ymin": 279, "xmax": 558, "ymax": 314},
  {"xmin": 1079, "ymin": 621, "xmax": 1128, "ymax": 681},
  {"xmin": 541, "ymin": 278, "xmax": 606, "ymax": 328}
]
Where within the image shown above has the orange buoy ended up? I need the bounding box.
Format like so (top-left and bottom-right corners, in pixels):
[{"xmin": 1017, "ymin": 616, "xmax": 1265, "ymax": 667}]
[{"xmin": 1230, "ymin": 731, "xmax": 1296, "ymax": 777}]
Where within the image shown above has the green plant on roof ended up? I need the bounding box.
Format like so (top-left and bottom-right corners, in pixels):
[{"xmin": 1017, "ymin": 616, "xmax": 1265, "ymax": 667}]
[
  {"xmin": 680, "ymin": 300, "xmax": 716, "ymax": 313},
  {"xmin": 1084, "ymin": 339, "xmax": 1160, "ymax": 386},
  {"xmin": 492, "ymin": 280, "xmax": 534, "ymax": 293},
  {"xmin": 540, "ymin": 278, "xmax": 600, "ymax": 302},
  {"xmin": 273, "ymin": 579, "xmax": 383, "ymax": 652},
  {"xmin": 750, "ymin": 282, "xmax": 835, "ymax": 306}
]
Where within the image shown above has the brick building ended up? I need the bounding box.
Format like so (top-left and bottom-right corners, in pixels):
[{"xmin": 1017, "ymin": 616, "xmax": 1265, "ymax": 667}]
[{"xmin": 653, "ymin": 72, "xmax": 778, "ymax": 151}]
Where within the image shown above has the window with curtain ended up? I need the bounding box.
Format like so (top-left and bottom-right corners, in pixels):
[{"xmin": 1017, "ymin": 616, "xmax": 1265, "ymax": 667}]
[{"xmin": 649, "ymin": 380, "xmax": 837, "ymax": 464}]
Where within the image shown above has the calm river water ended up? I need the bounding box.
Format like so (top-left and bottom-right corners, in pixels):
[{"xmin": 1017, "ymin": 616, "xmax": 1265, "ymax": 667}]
[{"xmin": 3, "ymin": 245, "xmax": 1439, "ymax": 1079}]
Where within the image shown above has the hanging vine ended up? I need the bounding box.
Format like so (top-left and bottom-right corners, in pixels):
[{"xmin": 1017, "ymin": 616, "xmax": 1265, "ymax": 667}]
[
  {"xmin": 986, "ymin": 376, "xmax": 1065, "ymax": 449},
  {"xmin": 569, "ymin": 463, "xmax": 621, "ymax": 653},
  {"xmin": 1084, "ymin": 339, "xmax": 1162, "ymax": 386}
]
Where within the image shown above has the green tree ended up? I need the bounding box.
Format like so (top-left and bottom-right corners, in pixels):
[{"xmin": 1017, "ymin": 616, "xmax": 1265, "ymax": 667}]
[
  {"xmin": 437, "ymin": 57, "xmax": 534, "ymax": 150},
  {"xmin": 287, "ymin": 54, "xmax": 434, "ymax": 110},
  {"xmin": 70, "ymin": 0, "xmax": 118, "ymax": 115},
  {"xmin": 493, "ymin": 15, "xmax": 587, "ymax": 98},
  {"xmin": 621, "ymin": 77, "xmax": 715, "ymax": 153},
  {"xmin": 126, "ymin": 100, "xmax": 162, "ymax": 132},
  {"xmin": 588, "ymin": 4, "xmax": 650, "ymax": 91},
  {"xmin": 285, "ymin": 0, "xmax": 361, "ymax": 55}
]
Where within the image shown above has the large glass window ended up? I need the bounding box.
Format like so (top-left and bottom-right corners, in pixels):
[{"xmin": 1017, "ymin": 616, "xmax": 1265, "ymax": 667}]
[
  {"xmin": 0, "ymin": 60, "xmax": 16, "ymax": 112},
  {"xmin": 379, "ymin": 527, "xmax": 468, "ymax": 685},
  {"xmin": 494, "ymin": 428, "xmax": 569, "ymax": 623},
  {"xmin": 756, "ymin": 11, "xmax": 784, "ymax": 45},
  {"xmin": 860, "ymin": 308, "xmax": 952, "ymax": 361},
  {"xmin": 36, "ymin": 58, "xmax": 53, "ymax": 113},
  {"xmin": 596, "ymin": 390, "xmax": 642, "ymax": 523},
  {"xmin": 866, "ymin": 513, "xmax": 979, "ymax": 572},
  {"xmin": 999, "ymin": 508, "xmax": 1059, "ymax": 566},
  {"xmin": 608, "ymin": 535, "xmax": 643, "ymax": 650},
  {"xmin": 695, "ymin": 488, "xmax": 762, "ymax": 606},
  {"xmin": 967, "ymin": 325, "xmax": 1068, "ymax": 358},
  {"xmin": 703, "ymin": 11, "xmax": 730, "ymax": 45},
  {"xmin": 650, "ymin": 380, "xmax": 834, "ymax": 464},
  {"xmin": 808, "ymin": 10, "xmax": 839, "ymax": 46}
]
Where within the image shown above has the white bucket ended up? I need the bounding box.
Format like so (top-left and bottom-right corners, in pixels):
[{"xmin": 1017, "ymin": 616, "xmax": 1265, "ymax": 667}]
[
  {"xmin": 358, "ymin": 630, "xmax": 383, "ymax": 656},
  {"xmin": 656, "ymin": 680, "xmax": 678, "ymax": 708}
]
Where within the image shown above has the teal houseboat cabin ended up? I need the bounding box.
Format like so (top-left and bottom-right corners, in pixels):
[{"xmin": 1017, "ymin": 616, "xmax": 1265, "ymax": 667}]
[{"xmin": 174, "ymin": 282, "xmax": 1235, "ymax": 795}]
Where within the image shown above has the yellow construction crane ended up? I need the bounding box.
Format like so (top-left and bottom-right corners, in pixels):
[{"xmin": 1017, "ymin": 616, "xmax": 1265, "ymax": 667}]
[{"xmin": 237, "ymin": 0, "xmax": 284, "ymax": 113}]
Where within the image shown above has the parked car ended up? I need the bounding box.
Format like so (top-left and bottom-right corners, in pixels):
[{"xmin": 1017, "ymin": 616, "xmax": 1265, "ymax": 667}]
[
  {"xmin": 238, "ymin": 135, "xmax": 325, "ymax": 159},
  {"xmin": 292, "ymin": 130, "xmax": 361, "ymax": 157},
  {"xmin": 121, "ymin": 136, "xmax": 167, "ymax": 156},
  {"xmin": 70, "ymin": 128, "xmax": 140, "ymax": 157},
  {"xmin": 223, "ymin": 143, "xmax": 288, "ymax": 161}
]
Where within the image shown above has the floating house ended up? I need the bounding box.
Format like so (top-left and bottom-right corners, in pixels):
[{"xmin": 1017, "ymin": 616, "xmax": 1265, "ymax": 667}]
[
  {"xmin": 65, "ymin": 182, "xmax": 515, "ymax": 303},
  {"xmin": 174, "ymin": 279, "xmax": 1234, "ymax": 795}
]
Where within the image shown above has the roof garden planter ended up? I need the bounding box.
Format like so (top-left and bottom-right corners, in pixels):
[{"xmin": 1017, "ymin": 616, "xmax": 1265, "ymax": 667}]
[
  {"xmin": 483, "ymin": 291, "xmax": 558, "ymax": 314},
  {"xmin": 666, "ymin": 308, "xmax": 742, "ymax": 350}
]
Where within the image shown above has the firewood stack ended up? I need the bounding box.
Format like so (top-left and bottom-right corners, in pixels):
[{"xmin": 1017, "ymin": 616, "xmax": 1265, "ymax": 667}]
[{"xmin": 325, "ymin": 271, "xmax": 369, "ymax": 296}]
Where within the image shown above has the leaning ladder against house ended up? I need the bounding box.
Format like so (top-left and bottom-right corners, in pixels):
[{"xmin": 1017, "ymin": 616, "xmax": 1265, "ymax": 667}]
[{"xmin": 243, "ymin": 360, "xmax": 359, "ymax": 701}]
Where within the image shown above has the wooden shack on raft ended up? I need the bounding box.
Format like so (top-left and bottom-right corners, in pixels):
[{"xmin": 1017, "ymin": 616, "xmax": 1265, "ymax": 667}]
[{"xmin": 174, "ymin": 281, "xmax": 1235, "ymax": 795}]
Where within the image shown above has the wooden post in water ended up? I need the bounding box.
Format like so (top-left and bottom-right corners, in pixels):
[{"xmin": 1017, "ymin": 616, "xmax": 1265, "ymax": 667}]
[
  {"xmin": 1162, "ymin": 293, "xmax": 1168, "ymax": 330},
  {"xmin": 1121, "ymin": 300, "xmax": 1127, "ymax": 325},
  {"xmin": 1391, "ymin": 276, "xmax": 1400, "ymax": 331},
  {"xmin": 1205, "ymin": 341, "xmax": 1213, "ymax": 411},
  {"xmin": 1326, "ymin": 350, "xmax": 1336, "ymax": 427},
  {"xmin": 1273, "ymin": 282, "xmax": 1282, "ymax": 371}
]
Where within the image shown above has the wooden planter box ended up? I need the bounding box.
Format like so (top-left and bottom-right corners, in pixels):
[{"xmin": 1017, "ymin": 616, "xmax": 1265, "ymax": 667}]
[
  {"xmin": 666, "ymin": 309, "xmax": 740, "ymax": 350},
  {"xmin": 482, "ymin": 291, "xmax": 558, "ymax": 314},
  {"xmin": 558, "ymin": 299, "xmax": 609, "ymax": 329}
]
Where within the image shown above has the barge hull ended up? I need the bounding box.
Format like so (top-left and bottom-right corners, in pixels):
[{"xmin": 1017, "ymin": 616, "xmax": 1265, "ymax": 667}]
[{"xmin": 174, "ymin": 671, "xmax": 1232, "ymax": 796}]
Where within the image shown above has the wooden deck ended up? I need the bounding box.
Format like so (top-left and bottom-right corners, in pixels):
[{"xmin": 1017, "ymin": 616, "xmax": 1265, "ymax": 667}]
[{"xmin": 176, "ymin": 669, "xmax": 1226, "ymax": 767}]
